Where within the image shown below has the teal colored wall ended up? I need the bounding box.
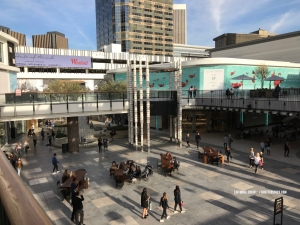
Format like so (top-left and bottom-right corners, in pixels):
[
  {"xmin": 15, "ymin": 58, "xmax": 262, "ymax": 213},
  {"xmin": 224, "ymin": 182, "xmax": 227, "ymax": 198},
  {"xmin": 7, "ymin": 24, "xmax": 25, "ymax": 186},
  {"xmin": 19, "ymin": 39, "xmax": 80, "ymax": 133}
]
[
  {"xmin": 9, "ymin": 72, "xmax": 18, "ymax": 92},
  {"xmin": 115, "ymin": 65, "xmax": 300, "ymax": 90}
]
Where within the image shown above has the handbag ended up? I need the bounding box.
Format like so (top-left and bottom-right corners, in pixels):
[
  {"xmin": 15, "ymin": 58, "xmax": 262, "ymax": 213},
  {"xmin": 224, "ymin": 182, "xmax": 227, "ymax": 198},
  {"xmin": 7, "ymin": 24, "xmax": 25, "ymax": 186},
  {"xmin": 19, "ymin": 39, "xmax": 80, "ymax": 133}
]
[
  {"xmin": 179, "ymin": 201, "xmax": 184, "ymax": 207},
  {"xmin": 259, "ymin": 161, "xmax": 263, "ymax": 166}
]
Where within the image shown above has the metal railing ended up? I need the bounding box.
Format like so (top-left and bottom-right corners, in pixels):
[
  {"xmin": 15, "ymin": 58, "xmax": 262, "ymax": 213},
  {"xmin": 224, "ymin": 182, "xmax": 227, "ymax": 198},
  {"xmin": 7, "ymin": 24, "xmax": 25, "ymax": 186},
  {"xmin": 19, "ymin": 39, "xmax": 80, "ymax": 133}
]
[{"xmin": 0, "ymin": 153, "xmax": 52, "ymax": 225}]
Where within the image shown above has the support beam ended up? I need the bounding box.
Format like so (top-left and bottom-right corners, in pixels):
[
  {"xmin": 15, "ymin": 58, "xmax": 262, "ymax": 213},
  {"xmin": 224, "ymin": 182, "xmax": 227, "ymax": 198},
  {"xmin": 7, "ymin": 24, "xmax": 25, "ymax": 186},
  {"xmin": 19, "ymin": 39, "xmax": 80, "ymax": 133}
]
[
  {"xmin": 177, "ymin": 59, "xmax": 182, "ymax": 147},
  {"xmin": 127, "ymin": 59, "xmax": 131, "ymax": 144},
  {"xmin": 139, "ymin": 57, "xmax": 144, "ymax": 150},
  {"xmin": 129, "ymin": 57, "xmax": 134, "ymax": 145},
  {"xmin": 146, "ymin": 57, "xmax": 150, "ymax": 152},
  {"xmin": 133, "ymin": 57, "xmax": 138, "ymax": 147}
]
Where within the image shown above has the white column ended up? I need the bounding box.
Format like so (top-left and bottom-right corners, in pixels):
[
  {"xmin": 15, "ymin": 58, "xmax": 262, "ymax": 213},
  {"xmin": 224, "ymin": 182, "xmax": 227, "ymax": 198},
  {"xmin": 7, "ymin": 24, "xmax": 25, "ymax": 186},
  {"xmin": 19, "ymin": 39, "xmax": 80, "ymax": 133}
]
[
  {"xmin": 174, "ymin": 117, "xmax": 177, "ymax": 141},
  {"xmin": 57, "ymin": 68, "xmax": 60, "ymax": 73},
  {"xmin": 127, "ymin": 59, "xmax": 131, "ymax": 144},
  {"xmin": 139, "ymin": 57, "xmax": 144, "ymax": 150},
  {"xmin": 169, "ymin": 71, "xmax": 173, "ymax": 141},
  {"xmin": 24, "ymin": 67, "xmax": 28, "ymax": 73},
  {"xmin": 133, "ymin": 57, "xmax": 138, "ymax": 147},
  {"xmin": 146, "ymin": 57, "xmax": 150, "ymax": 151},
  {"xmin": 129, "ymin": 57, "xmax": 134, "ymax": 145},
  {"xmin": 177, "ymin": 59, "xmax": 182, "ymax": 147}
]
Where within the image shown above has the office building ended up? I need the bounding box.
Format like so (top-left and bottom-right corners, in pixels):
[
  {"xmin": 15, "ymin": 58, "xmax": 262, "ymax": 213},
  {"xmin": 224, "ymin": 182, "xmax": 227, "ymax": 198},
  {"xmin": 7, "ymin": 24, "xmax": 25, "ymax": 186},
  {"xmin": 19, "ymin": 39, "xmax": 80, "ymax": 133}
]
[
  {"xmin": 173, "ymin": 4, "xmax": 187, "ymax": 44},
  {"xmin": 32, "ymin": 31, "xmax": 68, "ymax": 49},
  {"xmin": 213, "ymin": 28, "xmax": 276, "ymax": 48},
  {"xmin": 95, "ymin": 0, "xmax": 174, "ymax": 55},
  {"xmin": 0, "ymin": 25, "xmax": 26, "ymax": 46},
  {"xmin": 210, "ymin": 30, "xmax": 300, "ymax": 63}
]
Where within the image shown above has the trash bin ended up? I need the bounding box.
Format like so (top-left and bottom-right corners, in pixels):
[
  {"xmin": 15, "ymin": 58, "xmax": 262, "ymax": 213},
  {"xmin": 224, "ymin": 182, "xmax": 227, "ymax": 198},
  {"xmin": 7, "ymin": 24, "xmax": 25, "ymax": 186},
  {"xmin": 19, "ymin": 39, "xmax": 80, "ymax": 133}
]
[
  {"xmin": 62, "ymin": 143, "xmax": 68, "ymax": 153},
  {"xmin": 84, "ymin": 178, "xmax": 89, "ymax": 189},
  {"xmin": 203, "ymin": 155, "xmax": 208, "ymax": 164}
]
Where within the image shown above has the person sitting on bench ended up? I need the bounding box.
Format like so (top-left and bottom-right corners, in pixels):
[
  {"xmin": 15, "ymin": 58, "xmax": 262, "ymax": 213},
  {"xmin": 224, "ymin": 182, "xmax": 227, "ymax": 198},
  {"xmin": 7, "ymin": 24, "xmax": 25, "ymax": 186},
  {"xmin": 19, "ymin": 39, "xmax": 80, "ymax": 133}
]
[
  {"xmin": 173, "ymin": 157, "xmax": 180, "ymax": 171},
  {"xmin": 110, "ymin": 130, "xmax": 116, "ymax": 138}
]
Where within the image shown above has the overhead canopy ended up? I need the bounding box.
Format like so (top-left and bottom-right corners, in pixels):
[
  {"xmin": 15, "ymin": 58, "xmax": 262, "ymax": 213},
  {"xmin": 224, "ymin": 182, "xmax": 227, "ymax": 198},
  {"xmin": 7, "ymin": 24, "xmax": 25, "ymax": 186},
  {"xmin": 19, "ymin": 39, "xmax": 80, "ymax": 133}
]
[
  {"xmin": 107, "ymin": 63, "xmax": 178, "ymax": 74},
  {"xmin": 265, "ymin": 75, "xmax": 285, "ymax": 81}
]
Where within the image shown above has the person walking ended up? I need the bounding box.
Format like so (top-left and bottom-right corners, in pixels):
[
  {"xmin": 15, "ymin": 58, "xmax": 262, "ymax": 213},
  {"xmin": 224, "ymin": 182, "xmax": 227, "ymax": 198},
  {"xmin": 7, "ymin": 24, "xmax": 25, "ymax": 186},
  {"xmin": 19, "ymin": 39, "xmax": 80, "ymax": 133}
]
[
  {"xmin": 52, "ymin": 130, "xmax": 55, "ymax": 140},
  {"xmin": 173, "ymin": 185, "xmax": 185, "ymax": 214},
  {"xmin": 227, "ymin": 134, "xmax": 233, "ymax": 148},
  {"xmin": 159, "ymin": 192, "xmax": 170, "ymax": 222},
  {"xmin": 47, "ymin": 133, "xmax": 52, "ymax": 146},
  {"xmin": 193, "ymin": 86, "xmax": 197, "ymax": 98},
  {"xmin": 226, "ymin": 146, "xmax": 233, "ymax": 163},
  {"xmin": 254, "ymin": 152, "xmax": 261, "ymax": 174},
  {"xmin": 73, "ymin": 191, "xmax": 85, "ymax": 225},
  {"xmin": 284, "ymin": 140, "xmax": 290, "ymax": 157},
  {"xmin": 249, "ymin": 148, "xmax": 254, "ymax": 168},
  {"xmin": 260, "ymin": 140, "xmax": 265, "ymax": 153},
  {"xmin": 41, "ymin": 128, "xmax": 45, "ymax": 140},
  {"xmin": 223, "ymin": 135, "xmax": 228, "ymax": 150},
  {"xmin": 141, "ymin": 188, "xmax": 150, "ymax": 219},
  {"xmin": 185, "ymin": 133, "xmax": 190, "ymax": 147},
  {"xmin": 266, "ymin": 138, "xmax": 272, "ymax": 155},
  {"xmin": 102, "ymin": 136, "xmax": 108, "ymax": 151},
  {"xmin": 16, "ymin": 142, "xmax": 22, "ymax": 157},
  {"xmin": 188, "ymin": 86, "xmax": 193, "ymax": 98},
  {"xmin": 260, "ymin": 151, "xmax": 264, "ymax": 170},
  {"xmin": 17, "ymin": 158, "xmax": 23, "ymax": 176},
  {"xmin": 32, "ymin": 133, "xmax": 37, "ymax": 147},
  {"xmin": 52, "ymin": 153, "xmax": 59, "ymax": 174},
  {"xmin": 195, "ymin": 133, "xmax": 201, "ymax": 149},
  {"xmin": 24, "ymin": 140, "xmax": 29, "ymax": 154},
  {"xmin": 9, "ymin": 153, "xmax": 17, "ymax": 171},
  {"xmin": 97, "ymin": 137, "xmax": 103, "ymax": 153}
]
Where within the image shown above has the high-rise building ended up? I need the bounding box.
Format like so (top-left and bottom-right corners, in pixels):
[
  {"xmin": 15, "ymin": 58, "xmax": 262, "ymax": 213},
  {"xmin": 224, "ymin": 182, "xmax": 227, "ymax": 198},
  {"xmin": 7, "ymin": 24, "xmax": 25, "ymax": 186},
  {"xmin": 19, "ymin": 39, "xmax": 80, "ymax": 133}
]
[
  {"xmin": 0, "ymin": 25, "xmax": 26, "ymax": 46},
  {"xmin": 32, "ymin": 31, "xmax": 68, "ymax": 49},
  {"xmin": 95, "ymin": 0, "xmax": 174, "ymax": 56},
  {"xmin": 173, "ymin": 4, "xmax": 187, "ymax": 45}
]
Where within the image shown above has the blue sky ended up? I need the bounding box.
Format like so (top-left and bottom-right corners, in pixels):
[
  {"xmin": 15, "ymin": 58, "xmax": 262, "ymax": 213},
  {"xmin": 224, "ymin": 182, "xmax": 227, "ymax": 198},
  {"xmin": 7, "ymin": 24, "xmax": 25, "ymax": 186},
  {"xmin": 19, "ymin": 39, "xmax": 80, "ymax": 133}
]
[{"xmin": 1, "ymin": 0, "xmax": 300, "ymax": 50}]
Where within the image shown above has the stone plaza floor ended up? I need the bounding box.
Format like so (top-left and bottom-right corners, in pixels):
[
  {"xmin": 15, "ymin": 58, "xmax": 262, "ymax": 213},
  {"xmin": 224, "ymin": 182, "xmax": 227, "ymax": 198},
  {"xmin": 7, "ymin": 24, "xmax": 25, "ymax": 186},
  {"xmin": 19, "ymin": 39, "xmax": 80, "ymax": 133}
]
[{"xmin": 2, "ymin": 129, "xmax": 300, "ymax": 225}]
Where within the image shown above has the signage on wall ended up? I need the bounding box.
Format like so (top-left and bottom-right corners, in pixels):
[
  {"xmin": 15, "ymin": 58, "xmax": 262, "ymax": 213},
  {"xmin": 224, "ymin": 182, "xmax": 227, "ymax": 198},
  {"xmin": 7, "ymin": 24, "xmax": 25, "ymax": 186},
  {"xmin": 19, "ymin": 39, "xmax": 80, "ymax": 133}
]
[
  {"xmin": 203, "ymin": 69, "xmax": 224, "ymax": 90},
  {"xmin": 15, "ymin": 53, "xmax": 92, "ymax": 68}
]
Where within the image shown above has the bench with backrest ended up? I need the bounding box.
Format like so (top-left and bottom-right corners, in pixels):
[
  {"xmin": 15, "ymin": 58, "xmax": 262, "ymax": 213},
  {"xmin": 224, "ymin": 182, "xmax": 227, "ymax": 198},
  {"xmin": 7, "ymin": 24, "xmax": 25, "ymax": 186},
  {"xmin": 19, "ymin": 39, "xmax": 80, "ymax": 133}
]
[
  {"xmin": 202, "ymin": 147, "xmax": 220, "ymax": 165},
  {"xmin": 161, "ymin": 154, "xmax": 174, "ymax": 176}
]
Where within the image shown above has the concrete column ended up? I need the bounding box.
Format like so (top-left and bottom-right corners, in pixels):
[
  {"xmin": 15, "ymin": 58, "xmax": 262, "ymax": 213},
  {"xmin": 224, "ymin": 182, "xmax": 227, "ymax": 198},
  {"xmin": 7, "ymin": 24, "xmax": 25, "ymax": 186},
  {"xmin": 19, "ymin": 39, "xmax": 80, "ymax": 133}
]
[
  {"xmin": 133, "ymin": 57, "xmax": 138, "ymax": 147},
  {"xmin": 129, "ymin": 57, "xmax": 134, "ymax": 145},
  {"xmin": 24, "ymin": 67, "xmax": 28, "ymax": 73},
  {"xmin": 127, "ymin": 59, "xmax": 131, "ymax": 144},
  {"xmin": 67, "ymin": 117, "xmax": 79, "ymax": 152},
  {"xmin": 174, "ymin": 117, "xmax": 177, "ymax": 141},
  {"xmin": 139, "ymin": 57, "xmax": 144, "ymax": 150},
  {"xmin": 265, "ymin": 113, "xmax": 269, "ymax": 126},
  {"xmin": 57, "ymin": 68, "xmax": 60, "ymax": 73},
  {"xmin": 177, "ymin": 59, "xmax": 182, "ymax": 147},
  {"xmin": 85, "ymin": 69, "xmax": 88, "ymax": 74},
  {"xmin": 146, "ymin": 57, "xmax": 150, "ymax": 151}
]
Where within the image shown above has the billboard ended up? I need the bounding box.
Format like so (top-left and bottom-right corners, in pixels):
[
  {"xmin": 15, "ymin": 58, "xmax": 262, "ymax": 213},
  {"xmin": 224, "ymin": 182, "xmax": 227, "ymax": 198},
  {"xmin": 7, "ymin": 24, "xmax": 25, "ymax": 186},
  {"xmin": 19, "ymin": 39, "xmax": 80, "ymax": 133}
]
[
  {"xmin": 15, "ymin": 53, "xmax": 91, "ymax": 68},
  {"xmin": 203, "ymin": 69, "xmax": 224, "ymax": 90}
]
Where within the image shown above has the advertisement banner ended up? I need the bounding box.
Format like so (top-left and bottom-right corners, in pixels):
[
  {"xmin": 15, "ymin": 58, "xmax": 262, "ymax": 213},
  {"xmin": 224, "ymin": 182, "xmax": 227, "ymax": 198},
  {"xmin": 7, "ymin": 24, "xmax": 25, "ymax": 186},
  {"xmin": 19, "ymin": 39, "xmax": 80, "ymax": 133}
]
[
  {"xmin": 203, "ymin": 69, "xmax": 224, "ymax": 90},
  {"xmin": 15, "ymin": 53, "xmax": 91, "ymax": 68}
]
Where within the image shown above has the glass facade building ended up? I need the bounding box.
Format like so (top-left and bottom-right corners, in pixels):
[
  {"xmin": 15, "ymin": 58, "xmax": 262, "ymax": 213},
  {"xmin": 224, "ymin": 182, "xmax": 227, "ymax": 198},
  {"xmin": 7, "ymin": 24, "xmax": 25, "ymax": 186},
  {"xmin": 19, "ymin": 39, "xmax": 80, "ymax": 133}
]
[{"xmin": 96, "ymin": 0, "xmax": 174, "ymax": 55}]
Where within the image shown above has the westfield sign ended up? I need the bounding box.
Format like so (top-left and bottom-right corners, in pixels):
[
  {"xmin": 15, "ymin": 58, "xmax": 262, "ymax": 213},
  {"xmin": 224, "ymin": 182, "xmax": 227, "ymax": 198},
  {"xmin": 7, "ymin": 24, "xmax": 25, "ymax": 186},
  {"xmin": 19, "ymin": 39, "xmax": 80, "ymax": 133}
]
[{"xmin": 71, "ymin": 58, "xmax": 89, "ymax": 65}]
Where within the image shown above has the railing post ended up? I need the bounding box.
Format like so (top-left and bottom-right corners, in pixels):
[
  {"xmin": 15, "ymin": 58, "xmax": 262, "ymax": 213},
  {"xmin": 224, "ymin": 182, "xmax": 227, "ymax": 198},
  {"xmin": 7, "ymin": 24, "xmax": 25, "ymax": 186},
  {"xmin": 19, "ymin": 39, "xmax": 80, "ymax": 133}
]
[
  {"xmin": 97, "ymin": 93, "xmax": 99, "ymax": 112},
  {"xmin": 110, "ymin": 93, "xmax": 112, "ymax": 111},
  {"xmin": 66, "ymin": 94, "xmax": 69, "ymax": 113},
  {"xmin": 32, "ymin": 94, "xmax": 35, "ymax": 116},
  {"xmin": 50, "ymin": 94, "xmax": 52, "ymax": 114},
  {"xmin": 82, "ymin": 93, "xmax": 84, "ymax": 113},
  {"xmin": 123, "ymin": 93, "xmax": 125, "ymax": 110}
]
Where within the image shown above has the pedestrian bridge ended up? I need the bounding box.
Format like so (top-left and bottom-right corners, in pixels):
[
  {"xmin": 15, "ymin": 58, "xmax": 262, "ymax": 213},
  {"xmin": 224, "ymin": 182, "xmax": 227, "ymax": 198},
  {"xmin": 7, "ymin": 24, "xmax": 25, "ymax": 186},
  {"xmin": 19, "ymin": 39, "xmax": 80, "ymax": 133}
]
[{"xmin": 0, "ymin": 90, "xmax": 299, "ymax": 121}]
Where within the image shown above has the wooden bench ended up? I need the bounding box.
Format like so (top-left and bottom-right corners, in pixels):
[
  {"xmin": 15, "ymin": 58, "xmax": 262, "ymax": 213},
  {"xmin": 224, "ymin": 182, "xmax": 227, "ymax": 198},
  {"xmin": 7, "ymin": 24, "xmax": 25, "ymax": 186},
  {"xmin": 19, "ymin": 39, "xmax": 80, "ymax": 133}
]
[{"xmin": 161, "ymin": 154, "xmax": 174, "ymax": 177}]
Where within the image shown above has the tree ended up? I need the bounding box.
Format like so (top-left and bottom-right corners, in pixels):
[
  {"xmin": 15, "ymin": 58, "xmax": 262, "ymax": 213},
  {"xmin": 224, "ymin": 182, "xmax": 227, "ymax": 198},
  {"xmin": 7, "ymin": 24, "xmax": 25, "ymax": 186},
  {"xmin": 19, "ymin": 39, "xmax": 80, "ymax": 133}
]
[
  {"xmin": 97, "ymin": 78, "xmax": 127, "ymax": 92},
  {"xmin": 254, "ymin": 65, "xmax": 270, "ymax": 89},
  {"xmin": 44, "ymin": 80, "xmax": 86, "ymax": 93}
]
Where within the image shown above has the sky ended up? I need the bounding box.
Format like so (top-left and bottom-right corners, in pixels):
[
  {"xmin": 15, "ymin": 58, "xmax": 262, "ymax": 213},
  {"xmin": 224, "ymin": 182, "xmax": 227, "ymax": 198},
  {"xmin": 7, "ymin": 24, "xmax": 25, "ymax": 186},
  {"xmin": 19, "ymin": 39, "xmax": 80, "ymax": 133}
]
[{"xmin": 1, "ymin": 0, "xmax": 300, "ymax": 50}]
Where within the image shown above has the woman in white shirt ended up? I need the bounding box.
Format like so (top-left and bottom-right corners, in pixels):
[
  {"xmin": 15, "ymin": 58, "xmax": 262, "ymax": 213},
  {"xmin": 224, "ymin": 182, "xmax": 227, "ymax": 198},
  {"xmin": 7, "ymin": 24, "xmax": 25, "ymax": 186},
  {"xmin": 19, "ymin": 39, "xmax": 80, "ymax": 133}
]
[
  {"xmin": 249, "ymin": 148, "xmax": 254, "ymax": 168},
  {"xmin": 254, "ymin": 152, "xmax": 261, "ymax": 174}
]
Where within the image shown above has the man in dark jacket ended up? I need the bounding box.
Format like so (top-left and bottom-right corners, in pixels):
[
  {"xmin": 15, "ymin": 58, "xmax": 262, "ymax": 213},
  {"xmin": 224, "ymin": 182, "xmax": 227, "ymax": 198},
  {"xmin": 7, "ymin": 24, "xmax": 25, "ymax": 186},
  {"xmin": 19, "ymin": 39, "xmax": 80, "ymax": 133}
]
[
  {"xmin": 52, "ymin": 153, "xmax": 59, "ymax": 174},
  {"xmin": 73, "ymin": 191, "xmax": 85, "ymax": 225},
  {"xmin": 195, "ymin": 133, "xmax": 201, "ymax": 149}
]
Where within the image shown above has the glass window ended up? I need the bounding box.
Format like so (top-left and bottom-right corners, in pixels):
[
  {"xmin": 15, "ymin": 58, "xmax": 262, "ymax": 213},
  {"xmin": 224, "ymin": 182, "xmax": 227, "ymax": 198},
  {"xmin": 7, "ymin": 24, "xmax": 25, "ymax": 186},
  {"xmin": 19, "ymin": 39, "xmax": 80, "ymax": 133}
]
[{"xmin": 0, "ymin": 42, "xmax": 3, "ymax": 63}]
